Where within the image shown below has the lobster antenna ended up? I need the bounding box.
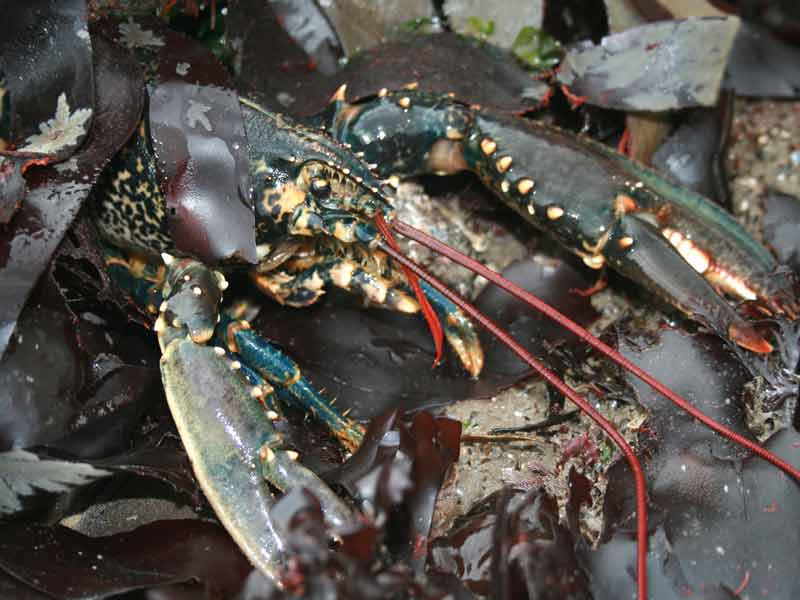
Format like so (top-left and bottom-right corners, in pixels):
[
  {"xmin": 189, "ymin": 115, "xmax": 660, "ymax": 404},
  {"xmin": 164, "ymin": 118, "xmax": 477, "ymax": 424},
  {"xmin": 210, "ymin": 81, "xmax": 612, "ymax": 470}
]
[
  {"xmin": 375, "ymin": 238, "xmax": 649, "ymax": 600},
  {"xmin": 391, "ymin": 219, "xmax": 800, "ymax": 483}
]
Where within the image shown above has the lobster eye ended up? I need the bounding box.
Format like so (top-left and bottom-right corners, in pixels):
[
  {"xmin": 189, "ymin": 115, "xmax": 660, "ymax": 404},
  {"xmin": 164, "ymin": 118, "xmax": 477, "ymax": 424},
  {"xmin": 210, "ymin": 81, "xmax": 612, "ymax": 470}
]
[{"xmin": 310, "ymin": 178, "xmax": 331, "ymax": 198}]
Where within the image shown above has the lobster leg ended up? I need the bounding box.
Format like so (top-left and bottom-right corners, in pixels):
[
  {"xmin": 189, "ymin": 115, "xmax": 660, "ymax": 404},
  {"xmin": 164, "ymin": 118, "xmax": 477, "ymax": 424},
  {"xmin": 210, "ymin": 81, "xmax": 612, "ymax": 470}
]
[
  {"xmin": 218, "ymin": 312, "xmax": 365, "ymax": 452},
  {"xmin": 417, "ymin": 279, "xmax": 484, "ymax": 377},
  {"xmin": 251, "ymin": 255, "xmax": 484, "ymax": 376},
  {"xmin": 251, "ymin": 256, "xmax": 420, "ymax": 312}
]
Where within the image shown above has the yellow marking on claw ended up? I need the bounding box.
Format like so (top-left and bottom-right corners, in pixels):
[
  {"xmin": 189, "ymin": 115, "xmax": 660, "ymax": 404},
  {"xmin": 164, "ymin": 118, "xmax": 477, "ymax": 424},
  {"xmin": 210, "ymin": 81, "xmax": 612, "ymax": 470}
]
[
  {"xmin": 362, "ymin": 276, "xmax": 388, "ymax": 304},
  {"xmin": 662, "ymin": 228, "xmax": 709, "ymax": 274},
  {"xmin": 256, "ymin": 243, "xmax": 273, "ymax": 260},
  {"xmin": 397, "ymin": 96, "xmax": 412, "ymax": 109},
  {"xmin": 284, "ymin": 368, "xmax": 302, "ymax": 386},
  {"xmin": 496, "ymin": 156, "xmax": 512, "ymax": 173},
  {"xmin": 445, "ymin": 127, "xmax": 464, "ymax": 140},
  {"xmin": 404, "ymin": 81, "xmax": 419, "ymax": 90},
  {"xmin": 480, "ymin": 138, "xmax": 497, "ymax": 155},
  {"xmin": 687, "ymin": 249, "xmax": 711, "ymax": 275},
  {"xmin": 581, "ymin": 229, "xmax": 612, "ymax": 254},
  {"xmin": 105, "ymin": 253, "xmax": 162, "ymax": 282},
  {"xmin": 618, "ymin": 236, "xmax": 634, "ymax": 249},
  {"xmin": 517, "ymin": 178, "xmax": 535, "ymax": 194},
  {"xmin": 500, "ymin": 180, "xmax": 510, "ymax": 193},
  {"xmin": 135, "ymin": 181, "xmax": 151, "ymax": 196},
  {"xmin": 251, "ymin": 271, "xmax": 294, "ymax": 304},
  {"xmin": 661, "ymin": 227, "xmax": 757, "ymax": 301},
  {"xmin": 547, "ymin": 206, "xmax": 564, "ymax": 220},
  {"xmin": 336, "ymin": 103, "xmax": 363, "ymax": 124},
  {"xmin": 378, "ymin": 88, "xmax": 389, "ymax": 97},
  {"xmin": 707, "ymin": 267, "xmax": 758, "ymax": 301},
  {"xmin": 291, "ymin": 208, "xmax": 315, "ymax": 235}
]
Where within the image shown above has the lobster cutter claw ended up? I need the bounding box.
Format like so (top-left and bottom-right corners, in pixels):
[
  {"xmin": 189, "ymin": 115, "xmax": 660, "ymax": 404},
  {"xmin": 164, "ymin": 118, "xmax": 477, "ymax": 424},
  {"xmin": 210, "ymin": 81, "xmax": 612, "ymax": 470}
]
[{"xmin": 604, "ymin": 215, "xmax": 773, "ymax": 354}]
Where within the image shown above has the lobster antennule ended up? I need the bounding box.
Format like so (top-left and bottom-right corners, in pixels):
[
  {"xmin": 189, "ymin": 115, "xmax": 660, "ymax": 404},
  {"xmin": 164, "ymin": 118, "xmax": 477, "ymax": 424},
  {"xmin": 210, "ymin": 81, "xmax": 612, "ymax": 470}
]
[
  {"xmin": 391, "ymin": 219, "xmax": 800, "ymax": 484},
  {"xmin": 374, "ymin": 212, "xmax": 444, "ymax": 367},
  {"xmin": 375, "ymin": 238, "xmax": 649, "ymax": 600}
]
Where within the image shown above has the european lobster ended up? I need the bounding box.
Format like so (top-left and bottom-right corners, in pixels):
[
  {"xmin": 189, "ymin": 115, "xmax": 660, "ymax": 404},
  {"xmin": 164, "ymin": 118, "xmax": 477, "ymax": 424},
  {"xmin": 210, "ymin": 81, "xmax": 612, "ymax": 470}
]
[{"xmin": 83, "ymin": 18, "xmax": 800, "ymax": 600}]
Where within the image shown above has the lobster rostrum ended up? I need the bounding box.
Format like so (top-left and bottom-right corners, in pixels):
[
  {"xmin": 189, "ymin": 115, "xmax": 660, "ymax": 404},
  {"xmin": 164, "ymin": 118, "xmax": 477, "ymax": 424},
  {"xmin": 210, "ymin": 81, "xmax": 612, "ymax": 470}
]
[{"xmin": 92, "ymin": 86, "xmax": 800, "ymax": 600}]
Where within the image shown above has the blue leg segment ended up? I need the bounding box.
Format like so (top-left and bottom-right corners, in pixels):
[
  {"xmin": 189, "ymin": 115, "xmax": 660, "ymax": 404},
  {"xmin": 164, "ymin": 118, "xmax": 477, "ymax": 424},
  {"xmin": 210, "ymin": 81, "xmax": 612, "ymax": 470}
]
[
  {"xmin": 218, "ymin": 314, "xmax": 364, "ymax": 452},
  {"xmin": 252, "ymin": 257, "xmax": 484, "ymax": 376}
]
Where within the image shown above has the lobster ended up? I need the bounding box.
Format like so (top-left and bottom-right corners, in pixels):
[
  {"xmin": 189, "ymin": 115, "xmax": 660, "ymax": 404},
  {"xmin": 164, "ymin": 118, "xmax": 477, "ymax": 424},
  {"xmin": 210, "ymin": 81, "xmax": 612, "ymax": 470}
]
[
  {"xmin": 88, "ymin": 83, "xmax": 800, "ymax": 598},
  {"xmin": 78, "ymin": 18, "xmax": 800, "ymax": 600}
]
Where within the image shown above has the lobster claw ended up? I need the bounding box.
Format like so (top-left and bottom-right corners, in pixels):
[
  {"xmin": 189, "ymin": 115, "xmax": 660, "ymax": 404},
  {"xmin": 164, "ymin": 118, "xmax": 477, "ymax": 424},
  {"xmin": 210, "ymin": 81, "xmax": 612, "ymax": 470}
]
[
  {"xmin": 157, "ymin": 258, "xmax": 355, "ymax": 579},
  {"xmin": 160, "ymin": 337, "xmax": 286, "ymax": 580},
  {"xmin": 604, "ymin": 215, "xmax": 773, "ymax": 354}
]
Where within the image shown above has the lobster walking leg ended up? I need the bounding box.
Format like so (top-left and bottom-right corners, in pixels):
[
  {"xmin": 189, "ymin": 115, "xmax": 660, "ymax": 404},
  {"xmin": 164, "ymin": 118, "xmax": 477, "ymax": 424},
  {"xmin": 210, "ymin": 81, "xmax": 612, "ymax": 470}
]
[
  {"xmin": 251, "ymin": 256, "xmax": 420, "ymax": 312},
  {"xmin": 219, "ymin": 312, "xmax": 364, "ymax": 452},
  {"xmin": 251, "ymin": 255, "xmax": 483, "ymax": 375}
]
